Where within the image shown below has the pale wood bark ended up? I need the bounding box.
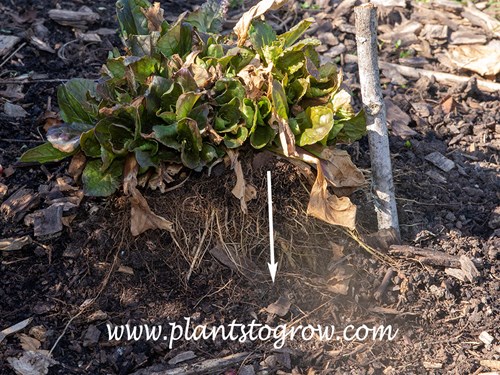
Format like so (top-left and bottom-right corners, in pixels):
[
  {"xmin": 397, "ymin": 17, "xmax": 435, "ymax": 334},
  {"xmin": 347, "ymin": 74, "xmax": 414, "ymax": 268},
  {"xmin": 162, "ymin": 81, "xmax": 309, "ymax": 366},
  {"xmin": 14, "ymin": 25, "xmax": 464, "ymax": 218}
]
[{"xmin": 354, "ymin": 4, "xmax": 400, "ymax": 238}]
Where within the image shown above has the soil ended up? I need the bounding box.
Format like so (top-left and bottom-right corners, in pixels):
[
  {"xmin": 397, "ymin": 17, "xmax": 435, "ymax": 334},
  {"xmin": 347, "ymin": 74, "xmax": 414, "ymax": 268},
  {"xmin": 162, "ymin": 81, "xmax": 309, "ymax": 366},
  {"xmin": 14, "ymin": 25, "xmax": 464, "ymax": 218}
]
[{"xmin": 1, "ymin": 0, "xmax": 499, "ymax": 374}]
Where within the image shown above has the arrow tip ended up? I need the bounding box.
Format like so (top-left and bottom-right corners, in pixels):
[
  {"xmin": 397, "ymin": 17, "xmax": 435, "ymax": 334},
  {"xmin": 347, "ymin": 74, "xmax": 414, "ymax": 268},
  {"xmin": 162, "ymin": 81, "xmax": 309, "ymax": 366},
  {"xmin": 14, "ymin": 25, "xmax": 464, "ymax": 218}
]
[{"xmin": 268, "ymin": 262, "xmax": 278, "ymax": 283}]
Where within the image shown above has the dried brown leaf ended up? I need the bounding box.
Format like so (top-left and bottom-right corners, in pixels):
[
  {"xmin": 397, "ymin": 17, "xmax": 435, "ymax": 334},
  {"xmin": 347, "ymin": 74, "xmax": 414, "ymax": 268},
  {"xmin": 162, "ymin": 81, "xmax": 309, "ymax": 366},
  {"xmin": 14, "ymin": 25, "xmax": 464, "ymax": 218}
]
[
  {"xmin": 448, "ymin": 41, "xmax": 500, "ymax": 76},
  {"xmin": 266, "ymin": 296, "xmax": 291, "ymax": 316},
  {"xmin": 0, "ymin": 183, "xmax": 7, "ymax": 200},
  {"xmin": 29, "ymin": 36, "xmax": 55, "ymax": 53},
  {"xmin": 307, "ymin": 162, "xmax": 357, "ymax": 230},
  {"xmin": 117, "ymin": 265, "xmax": 134, "ymax": 275},
  {"xmin": 385, "ymin": 99, "xmax": 417, "ymax": 139},
  {"xmin": 124, "ymin": 155, "xmax": 174, "ymax": 236},
  {"xmin": 237, "ymin": 64, "xmax": 266, "ymax": 100},
  {"xmin": 130, "ymin": 188, "xmax": 174, "ymax": 236},
  {"xmin": 68, "ymin": 152, "xmax": 86, "ymax": 181},
  {"xmin": 0, "ymin": 84, "xmax": 24, "ymax": 100},
  {"xmin": 330, "ymin": 242, "xmax": 345, "ymax": 261},
  {"xmin": 270, "ymin": 111, "xmax": 296, "ymax": 157},
  {"xmin": 440, "ymin": 96, "xmax": 456, "ymax": 115},
  {"xmin": 327, "ymin": 266, "xmax": 353, "ymax": 295},
  {"xmin": 147, "ymin": 172, "xmax": 166, "ymax": 192},
  {"xmin": 233, "ymin": 0, "xmax": 289, "ymax": 46},
  {"xmin": 318, "ymin": 148, "xmax": 365, "ymax": 195},
  {"xmin": 228, "ymin": 150, "xmax": 256, "ymax": 214},
  {"xmin": 141, "ymin": 2, "xmax": 164, "ymax": 32},
  {"xmin": 18, "ymin": 334, "xmax": 41, "ymax": 352},
  {"xmin": 191, "ymin": 63, "xmax": 211, "ymax": 88},
  {"xmin": 123, "ymin": 154, "xmax": 139, "ymax": 196},
  {"xmin": 7, "ymin": 350, "xmax": 56, "ymax": 375}
]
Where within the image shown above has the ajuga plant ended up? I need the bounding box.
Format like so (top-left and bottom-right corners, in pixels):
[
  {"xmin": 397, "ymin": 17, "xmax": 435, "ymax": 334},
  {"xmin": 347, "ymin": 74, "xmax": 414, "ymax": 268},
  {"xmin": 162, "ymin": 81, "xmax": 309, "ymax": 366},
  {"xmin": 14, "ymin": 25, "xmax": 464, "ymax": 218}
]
[{"xmin": 20, "ymin": 0, "xmax": 366, "ymax": 229}]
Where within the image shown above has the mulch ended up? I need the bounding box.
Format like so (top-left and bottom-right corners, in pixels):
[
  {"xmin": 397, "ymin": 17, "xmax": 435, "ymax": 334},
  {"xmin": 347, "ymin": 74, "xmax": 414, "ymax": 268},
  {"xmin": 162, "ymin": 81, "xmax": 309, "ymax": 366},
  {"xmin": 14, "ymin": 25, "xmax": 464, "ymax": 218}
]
[{"xmin": 1, "ymin": 0, "xmax": 499, "ymax": 374}]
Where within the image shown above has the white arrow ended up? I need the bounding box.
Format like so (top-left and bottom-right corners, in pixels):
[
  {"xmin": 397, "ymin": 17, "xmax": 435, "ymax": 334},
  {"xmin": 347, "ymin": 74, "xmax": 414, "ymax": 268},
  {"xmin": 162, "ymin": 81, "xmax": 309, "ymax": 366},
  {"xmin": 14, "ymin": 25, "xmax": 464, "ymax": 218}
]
[{"xmin": 267, "ymin": 170, "xmax": 278, "ymax": 282}]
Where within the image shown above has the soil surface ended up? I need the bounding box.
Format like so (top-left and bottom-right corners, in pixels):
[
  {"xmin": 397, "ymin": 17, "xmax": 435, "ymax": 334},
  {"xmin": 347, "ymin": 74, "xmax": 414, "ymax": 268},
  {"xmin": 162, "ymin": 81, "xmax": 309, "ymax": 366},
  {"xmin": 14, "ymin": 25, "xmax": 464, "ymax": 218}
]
[{"xmin": 1, "ymin": 0, "xmax": 499, "ymax": 374}]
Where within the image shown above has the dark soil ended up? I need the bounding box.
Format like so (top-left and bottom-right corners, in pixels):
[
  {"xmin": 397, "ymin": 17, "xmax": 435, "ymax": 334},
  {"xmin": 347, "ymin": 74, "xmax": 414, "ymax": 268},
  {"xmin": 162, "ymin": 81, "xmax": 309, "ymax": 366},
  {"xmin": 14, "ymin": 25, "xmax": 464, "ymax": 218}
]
[{"xmin": 1, "ymin": 0, "xmax": 499, "ymax": 374}]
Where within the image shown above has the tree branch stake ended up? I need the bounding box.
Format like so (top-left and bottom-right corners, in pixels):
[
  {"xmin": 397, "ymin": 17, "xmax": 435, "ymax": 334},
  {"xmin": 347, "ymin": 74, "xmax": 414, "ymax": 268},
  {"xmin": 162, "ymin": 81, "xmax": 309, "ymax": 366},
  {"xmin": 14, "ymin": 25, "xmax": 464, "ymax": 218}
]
[{"xmin": 354, "ymin": 3, "xmax": 400, "ymax": 238}]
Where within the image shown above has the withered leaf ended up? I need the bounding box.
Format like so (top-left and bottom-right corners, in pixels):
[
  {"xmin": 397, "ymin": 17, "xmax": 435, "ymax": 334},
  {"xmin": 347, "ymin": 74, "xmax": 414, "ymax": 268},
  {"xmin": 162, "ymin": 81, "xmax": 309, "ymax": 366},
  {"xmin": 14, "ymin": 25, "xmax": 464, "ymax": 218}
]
[
  {"xmin": 130, "ymin": 187, "xmax": 174, "ymax": 236},
  {"xmin": 318, "ymin": 148, "xmax": 365, "ymax": 195},
  {"xmin": 307, "ymin": 162, "xmax": 357, "ymax": 230},
  {"xmin": 124, "ymin": 155, "xmax": 174, "ymax": 236},
  {"xmin": 233, "ymin": 0, "xmax": 289, "ymax": 46},
  {"xmin": 270, "ymin": 111, "xmax": 296, "ymax": 157},
  {"xmin": 228, "ymin": 150, "xmax": 256, "ymax": 214},
  {"xmin": 141, "ymin": 2, "xmax": 164, "ymax": 32}
]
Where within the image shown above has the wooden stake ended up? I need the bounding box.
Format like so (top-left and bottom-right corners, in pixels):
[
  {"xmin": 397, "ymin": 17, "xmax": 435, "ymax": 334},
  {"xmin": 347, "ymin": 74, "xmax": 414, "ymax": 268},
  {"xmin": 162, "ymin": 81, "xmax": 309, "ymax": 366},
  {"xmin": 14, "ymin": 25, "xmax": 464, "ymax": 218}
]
[{"xmin": 354, "ymin": 4, "xmax": 400, "ymax": 238}]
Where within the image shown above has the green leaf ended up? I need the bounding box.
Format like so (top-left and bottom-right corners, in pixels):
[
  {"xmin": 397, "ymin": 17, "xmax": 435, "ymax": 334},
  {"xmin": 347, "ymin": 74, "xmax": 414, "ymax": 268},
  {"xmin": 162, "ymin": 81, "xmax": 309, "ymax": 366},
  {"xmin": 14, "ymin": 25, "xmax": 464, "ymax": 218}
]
[
  {"xmin": 276, "ymin": 51, "xmax": 305, "ymax": 76},
  {"xmin": 200, "ymin": 143, "xmax": 218, "ymax": 164},
  {"xmin": 297, "ymin": 106, "xmax": 334, "ymax": 146},
  {"xmin": 156, "ymin": 147, "xmax": 181, "ymax": 163},
  {"xmin": 288, "ymin": 78, "xmax": 309, "ymax": 103},
  {"xmin": 152, "ymin": 123, "xmax": 181, "ymax": 150},
  {"xmin": 207, "ymin": 42, "xmax": 224, "ymax": 58},
  {"xmin": 307, "ymin": 85, "xmax": 337, "ymax": 98},
  {"xmin": 327, "ymin": 121, "xmax": 345, "ymax": 142},
  {"xmin": 228, "ymin": 48, "xmax": 256, "ymax": 74},
  {"xmin": 104, "ymin": 57, "xmax": 126, "ymax": 80},
  {"xmin": 173, "ymin": 68, "xmax": 198, "ymax": 92},
  {"xmin": 116, "ymin": 0, "xmax": 151, "ymax": 38},
  {"xmin": 58, "ymin": 79, "xmax": 99, "ymax": 124},
  {"xmin": 157, "ymin": 111, "xmax": 177, "ymax": 124},
  {"xmin": 110, "ymin": 124, "xmax": 134, "ymax": 152},
  {"xmin": 256, "ymin": 96, "xmax": 272, "ymax": 125},
  {"xmin": 176, "ymin": 92, "xmax": 201, "ymax": 121},
  {"xmin": 185, "ymin": 0, "xmax": 226, "ymax": 33},
  {"xmin": 157, "ymin": 20, "xmax": 193, "ymax": 57},
  {"xmin": 250, "ymin": 125, "xmax": 275, "ymax": 149},
  {"xmin": 80, "ymin": 129, "xmax": 101, "ymax": 158},
  {"xmin": 214, "ymin": 98, "xmax": 242, "ymax": 132},
  {"xmin": 241, "ymin": 98, "xmax": 256, "ymax": 128},
  {"xmin": 305, "ymin": 44, "xmax": 321, "ymax": 67},
  {"xmin": 19, "ymin": 142, "xmax": 75, "ymax": 164},
  {"xmin": 178, "ymin": 119, "xmax": 202, "ymax": 169},
  {"xmin": 285, "ymin": 37, "xmax": 321, "ymax": 54},
  {"xmin": 288, "ymin": 117, "xmax": 301, "ymax": 135},
  {"xmin": 279, "ymin": 18, "xmax": 314, "ymax": 48},
  {"xmin": 135, "ymin": 149, "xmax": 157, "ymax": 168},
  {"xmin": 336, "ymin": 110, "xmax": 366, "ymax": 142},
  {"xmin": 317, "ymin": 62, "xmax": 337, "ymax": 82},
  {"xmin": 214, "ymin": 78, "xmax": 245, "ymax": 105},
  {"xmin": 261, "ymin": 42, "xmax": 283, "ymax": 66},
  {"xmin": 95, "ymin": 114, "xmax": 135, "ymax": 155},
  {"xmin": 160, "ymin": 82, "xmax": 183, "ymax": 112},
  {"xmin": 99, "ymin": 146, "xmax": 116, "ymax": 171},
  {"xmin": 224, "ymin": 126, "xmax": 248, "ymax": 149},
  {"xmin": 128, "ymin": 33, "xmax": 161, "ymax": 56},
  {"xmin": 82, "ymin": 159, "xmax": 123, "ymax": 197},
  {"xmin": 331, "ymin": 89, "xmax": 354, "ymax": 117},
  {"xmin": 145, "ymin": 76, "xmax": 173, "ymax": 116},
  {"xmin": 189, "ymin": 103, "xmax": 211, "ymax": 129},
  {"xmin": 271, "ymin": 80, "xmax": 288, "ymax": 120},
  {"xmin": 129, "ymin": 139, "xmax": 159, "ymax": 168},
  {"xmin": 46, "ymin": 122, "xmax": 94, "ymax": 153},
  {"xmin": 249, "ymin": 20, "xmax": 276, "ymax": 57},
  {"xmin": 125, "ymin": 55, "xmax": 159, "ymax": 84}
]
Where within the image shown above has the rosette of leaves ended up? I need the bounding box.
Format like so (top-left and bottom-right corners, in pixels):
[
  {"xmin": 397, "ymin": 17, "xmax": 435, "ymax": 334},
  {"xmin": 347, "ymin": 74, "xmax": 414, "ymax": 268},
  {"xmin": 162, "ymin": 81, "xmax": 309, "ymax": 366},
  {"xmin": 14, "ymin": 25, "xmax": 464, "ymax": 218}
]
[{"xmin": 20, "ymin": 0, "xmax": 365, "ymax": 199}]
